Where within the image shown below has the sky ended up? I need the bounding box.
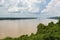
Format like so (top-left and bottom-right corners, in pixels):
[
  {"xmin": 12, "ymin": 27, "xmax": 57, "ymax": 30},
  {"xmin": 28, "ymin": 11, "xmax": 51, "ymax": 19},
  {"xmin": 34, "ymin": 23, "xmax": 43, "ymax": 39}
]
[
  {"xmin": 0, "ymin": 0, "xmax": 60, "ymax": 18},
  {"xmin": 41, "ymin": 0, "xmax": 60, "ymax": 18},
  {"xmin": 0, "ymin": 0, "xmax": 51, "ymax": 18}
]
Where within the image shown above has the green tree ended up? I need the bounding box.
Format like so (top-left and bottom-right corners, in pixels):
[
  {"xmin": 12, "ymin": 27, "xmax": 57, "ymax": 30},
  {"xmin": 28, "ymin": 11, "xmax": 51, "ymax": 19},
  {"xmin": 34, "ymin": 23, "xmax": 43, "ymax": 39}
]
[
  {"xmin": 57, "ymin": 19, "xmax": 60, "ymax": 26},
  {"xmin": 3, "ymin": 37, "xmax": 13, "ymax": 40},
  {"xmin": 18, "ymin": 35, "xmax": 28, "ymax": 40},
  {"xmin": 37, "ymin": 23, "xmax": 47, "ymax": 34}
]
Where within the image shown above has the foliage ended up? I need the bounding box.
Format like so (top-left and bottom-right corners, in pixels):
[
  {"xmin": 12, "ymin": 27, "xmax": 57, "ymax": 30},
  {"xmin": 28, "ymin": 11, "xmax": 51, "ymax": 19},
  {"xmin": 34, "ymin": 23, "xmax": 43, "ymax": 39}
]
[{"xmin": 2, "ymin": 20, "xmax": 60, "ymax": 40}]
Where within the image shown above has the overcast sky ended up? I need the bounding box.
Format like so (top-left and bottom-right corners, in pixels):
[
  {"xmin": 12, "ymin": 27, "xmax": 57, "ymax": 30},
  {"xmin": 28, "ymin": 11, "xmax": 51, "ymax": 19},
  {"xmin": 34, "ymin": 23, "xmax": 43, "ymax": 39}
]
[{"xmin": 0, "ymin": 0, "xmax": 60, "ymax": 18}]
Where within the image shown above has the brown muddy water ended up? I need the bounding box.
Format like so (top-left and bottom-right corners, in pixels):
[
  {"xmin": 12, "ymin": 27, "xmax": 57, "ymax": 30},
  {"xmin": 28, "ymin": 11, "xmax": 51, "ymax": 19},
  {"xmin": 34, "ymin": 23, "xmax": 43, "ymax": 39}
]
[{"xmin": 0, "ymin": 19, "xmax": 58, "ymax": 39}]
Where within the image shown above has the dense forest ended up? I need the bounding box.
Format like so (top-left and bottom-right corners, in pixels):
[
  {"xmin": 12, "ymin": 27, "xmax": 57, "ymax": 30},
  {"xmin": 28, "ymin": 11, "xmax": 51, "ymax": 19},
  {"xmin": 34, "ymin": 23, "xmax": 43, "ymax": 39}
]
[{"xmin": 1, "ymin": 20, "xmax": 60, "ymax": 40}]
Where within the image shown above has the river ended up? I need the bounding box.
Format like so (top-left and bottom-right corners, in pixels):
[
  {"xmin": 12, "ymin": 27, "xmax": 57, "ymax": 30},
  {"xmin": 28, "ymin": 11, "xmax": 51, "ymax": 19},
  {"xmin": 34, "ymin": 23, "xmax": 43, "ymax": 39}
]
[{"xmin": 0, "ymin": 19, "xmax": 58, "ymax": 39}]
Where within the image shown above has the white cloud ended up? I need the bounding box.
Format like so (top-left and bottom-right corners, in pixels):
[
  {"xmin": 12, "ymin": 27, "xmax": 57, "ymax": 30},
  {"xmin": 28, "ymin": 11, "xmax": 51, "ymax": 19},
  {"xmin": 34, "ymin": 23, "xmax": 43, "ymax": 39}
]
[
  {"xmin": 42, "ymin": 0, "xmax": 60, "ymax": 17},
  {"xmin": 28, "ymin": 7, "xmax": 39, "ymax": 13},
  {"xmin": 8, "ymin": 6, "xmax": 19, "ymax": 12},
  {"xmin": 0, "ymin": 0, "xmax": 4, "ymax": 6},
  {"xmin": 7, "ymin": 0, "xmax": 44, "ymax": 13},
  {"xmin": 0, "ymin": 0, "xmax": 51, "ymax": 17},
  {"xmin": 0, "ymin": 0, "xmax": 50, "ymax": 13}
]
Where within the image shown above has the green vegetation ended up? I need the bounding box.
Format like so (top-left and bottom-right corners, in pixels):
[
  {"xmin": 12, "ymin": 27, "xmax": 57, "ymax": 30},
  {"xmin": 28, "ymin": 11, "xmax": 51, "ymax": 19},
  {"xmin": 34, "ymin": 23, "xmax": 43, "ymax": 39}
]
[{"xmin": 2, "ymin": 20, "xmax": 60, "ymax": 40}]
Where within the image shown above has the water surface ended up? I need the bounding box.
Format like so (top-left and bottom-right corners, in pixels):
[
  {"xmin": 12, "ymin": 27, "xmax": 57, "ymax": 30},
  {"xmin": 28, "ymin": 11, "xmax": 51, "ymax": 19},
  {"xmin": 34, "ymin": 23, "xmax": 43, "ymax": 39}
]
[{"xmin": 0, "ymin": 19, "xmax": 58, "ymax": 39}]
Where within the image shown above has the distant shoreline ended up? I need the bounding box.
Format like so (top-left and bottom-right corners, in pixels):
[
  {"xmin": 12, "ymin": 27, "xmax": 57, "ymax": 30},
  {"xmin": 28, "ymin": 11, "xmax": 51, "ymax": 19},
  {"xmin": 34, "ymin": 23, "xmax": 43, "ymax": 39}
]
[{"xmin": 0, "ymin": 18, "xmax": 37, "ymax": 20}]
